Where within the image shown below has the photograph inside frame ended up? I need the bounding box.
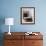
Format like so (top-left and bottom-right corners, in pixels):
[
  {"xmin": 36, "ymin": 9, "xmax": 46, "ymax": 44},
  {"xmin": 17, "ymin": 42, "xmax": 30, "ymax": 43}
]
[{"xmin": 21, "ymin": 7, "xmax": 35, "ymax": 24}]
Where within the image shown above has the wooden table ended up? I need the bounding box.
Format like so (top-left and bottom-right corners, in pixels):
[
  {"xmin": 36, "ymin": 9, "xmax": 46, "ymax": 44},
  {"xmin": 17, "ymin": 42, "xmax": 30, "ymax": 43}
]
[{"xmin": 4, "ymin": 32, "xmax": 43, "ymax": 46}]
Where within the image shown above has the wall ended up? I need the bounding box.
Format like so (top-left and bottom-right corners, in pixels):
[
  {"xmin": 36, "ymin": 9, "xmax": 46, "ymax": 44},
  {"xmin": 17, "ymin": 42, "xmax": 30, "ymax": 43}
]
[
  {"xmin": 0, "ymin": 0, "xmax": 46, "ymax": 32},
  {"xmin": 0, "ymin": 0, "xmax": 46, "ymax": 46}
]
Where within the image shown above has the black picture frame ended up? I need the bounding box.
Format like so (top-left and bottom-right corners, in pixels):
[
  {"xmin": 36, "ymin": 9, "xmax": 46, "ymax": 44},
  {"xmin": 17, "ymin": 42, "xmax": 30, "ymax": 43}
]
[{"xmin": 20, "ymin": 7, "xmax": 35, "ymax": 24}]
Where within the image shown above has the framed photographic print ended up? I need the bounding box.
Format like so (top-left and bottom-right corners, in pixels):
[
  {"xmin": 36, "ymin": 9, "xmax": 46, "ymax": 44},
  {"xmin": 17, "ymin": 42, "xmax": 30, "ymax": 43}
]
[{"xmin": 20, "ymin": 7, "xmax": 35, "ymax": 24}]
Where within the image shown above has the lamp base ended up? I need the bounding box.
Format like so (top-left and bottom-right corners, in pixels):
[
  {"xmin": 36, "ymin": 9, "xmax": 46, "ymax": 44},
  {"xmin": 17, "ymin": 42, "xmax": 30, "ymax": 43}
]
[{"xmin": 8, "ymin": 32, "xmax": 11, "ymax": 35}]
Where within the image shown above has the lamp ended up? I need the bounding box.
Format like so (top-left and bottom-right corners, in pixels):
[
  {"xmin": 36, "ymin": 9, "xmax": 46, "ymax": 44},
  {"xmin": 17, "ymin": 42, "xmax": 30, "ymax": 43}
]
[{"xmin": 5, "ymin": 18, "xmax": 14, "ymax": 35}]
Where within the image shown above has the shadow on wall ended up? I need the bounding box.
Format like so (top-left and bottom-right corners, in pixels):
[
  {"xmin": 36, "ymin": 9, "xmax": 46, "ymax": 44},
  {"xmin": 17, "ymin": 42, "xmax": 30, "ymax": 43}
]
[{"xmin": 0, "ymin": 16, "xmax": 5, "ymax": 46}]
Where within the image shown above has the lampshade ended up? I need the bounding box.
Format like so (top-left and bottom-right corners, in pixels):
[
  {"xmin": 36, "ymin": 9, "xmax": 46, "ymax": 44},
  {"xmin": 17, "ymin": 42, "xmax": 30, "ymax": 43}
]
[{"xmin": 5, "ymin": 18, "xmax": 14, "ymax": 25}]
